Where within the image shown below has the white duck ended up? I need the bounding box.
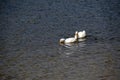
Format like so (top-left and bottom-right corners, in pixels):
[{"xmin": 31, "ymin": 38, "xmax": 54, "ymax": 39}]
[
  {"xmin": 78, "ymin": 30, "xmax": 86, "ymax": 38},
  {"xmin": 59, "ymin": 31, "xmax": 78, "ymax": 44}
]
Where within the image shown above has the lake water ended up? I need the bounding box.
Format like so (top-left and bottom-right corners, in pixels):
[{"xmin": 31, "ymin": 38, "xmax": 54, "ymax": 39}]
[{"xmin": 0, "ymin": 0, "xmax": 120, "ymax": 80}]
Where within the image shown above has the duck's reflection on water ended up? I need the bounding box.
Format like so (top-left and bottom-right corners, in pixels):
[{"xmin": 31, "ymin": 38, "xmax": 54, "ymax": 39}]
[{"xmin": 59, "ymin": 39, "xmax": 86, "ymax": 56}]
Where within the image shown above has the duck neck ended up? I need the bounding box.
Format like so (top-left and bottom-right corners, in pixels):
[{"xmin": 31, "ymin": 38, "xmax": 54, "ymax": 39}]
[{"xmin": 74, "ymin": 34, "xmax": 78, "ymax": 41}]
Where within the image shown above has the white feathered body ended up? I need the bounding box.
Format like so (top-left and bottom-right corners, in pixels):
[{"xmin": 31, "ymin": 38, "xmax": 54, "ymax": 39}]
[
  {"xmin": 64, "ymin": 37, "xmax": 76, "ymax": 44},
  {"xmin": 78, "ymin": 30, "xmax": 86, "ymax": 38},
  {"xmin": 59, "ymin": 31, "xmax": 78, "ymax": 44}
]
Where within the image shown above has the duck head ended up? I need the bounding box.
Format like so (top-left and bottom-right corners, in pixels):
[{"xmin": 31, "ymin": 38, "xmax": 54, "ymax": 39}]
[{"xmin": 59, "ymin": 38, "xmax": 65, "ymax": 44}]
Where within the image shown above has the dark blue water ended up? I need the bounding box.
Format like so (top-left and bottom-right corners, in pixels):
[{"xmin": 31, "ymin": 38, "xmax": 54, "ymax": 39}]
[{"xmin": 0, "ymin": 0, "xmax": 120, "ymax": 80}]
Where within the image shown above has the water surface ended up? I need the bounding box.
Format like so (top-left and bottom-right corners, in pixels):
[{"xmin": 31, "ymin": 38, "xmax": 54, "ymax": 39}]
[{"xmin": 0, "ymin": 0, "xmax": 120, "ymax": 80}]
